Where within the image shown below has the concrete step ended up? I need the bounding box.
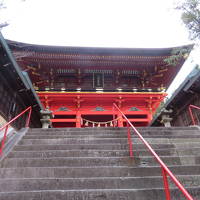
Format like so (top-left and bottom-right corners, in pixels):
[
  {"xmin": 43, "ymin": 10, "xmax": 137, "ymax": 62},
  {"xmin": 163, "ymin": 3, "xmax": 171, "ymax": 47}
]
[
  {"xmin": 8, "ymin": 147, "xmax": 200, "ymax": 158},
  {"xmin": 13, "ymin": 143, "xmax": 175, "ymax": 151},
  {"xmin": 8, "ymin": 150, "xmax": 130, "ymax": 158},
  {"xmin": 27, "ymin": 126, "xmax": 199, "ymax": 133},
  {"xmin": 1, "ymin": 165, "xmax": 200, "ymax": 179},
  {"xmin": 1, "ymin": 156, "xmax": 200, "ymax": 168},
  {"xmin": 27, "ymin": 129, "xmax": 200, "ymax": 136},
  {"xmin": 0, "ymin": 175, "xmax": 199, "ymax": 192},
  {"xmin": 23, "ymin": 133, "xmax": 200, "ymax": 139},
  {"xmin": 28, "ymin": 127, "xmax": 198, "ymax": 132},
  {"xmin": 1, "ymin": 127, "xmax": 199, "ymax": 200},
  {"xmin": 18, "ymin": 138, "xmax": 174, "ymax": 145},
  {"xmin": 0, "ymin": 187, "xmax": 199, "ymax": 200},
  {"xmin": 138, "ymin": 147, "xmax": 200, "ymax": 157},
  {"xmin": 0, "ymin": 157, "xmax": 136, "ymax": 168},
  {"xmin": 17, "ymin": 137, "xmax": 200, "ymax": 147},
  {"xmin": 174, "ymin": 142, "xmax": 200, "ymax": 149}
]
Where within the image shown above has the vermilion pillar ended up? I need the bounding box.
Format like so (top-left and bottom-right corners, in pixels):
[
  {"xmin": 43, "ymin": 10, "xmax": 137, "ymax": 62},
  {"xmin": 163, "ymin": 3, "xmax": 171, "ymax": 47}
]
[{"xmin": 76, "ymin": 111, "xmax": 81, "ymax": 128}]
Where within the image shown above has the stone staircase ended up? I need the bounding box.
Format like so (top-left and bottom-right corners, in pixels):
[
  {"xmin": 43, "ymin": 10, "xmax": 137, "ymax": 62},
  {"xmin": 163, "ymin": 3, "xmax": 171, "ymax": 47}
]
[{"xmin": 0, "ymin": 127, "xmax": 200, "ymax": 199}]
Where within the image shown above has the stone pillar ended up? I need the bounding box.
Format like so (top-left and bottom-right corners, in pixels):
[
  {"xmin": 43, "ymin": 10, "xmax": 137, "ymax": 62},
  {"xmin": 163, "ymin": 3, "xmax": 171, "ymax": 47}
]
[
  {"xmin": 40, "ymin": 108, "xmax": 53, "ymax": 129},
  {"xmin": 160, "ymin": 109, "xmax": 173, "ymax": 127}
]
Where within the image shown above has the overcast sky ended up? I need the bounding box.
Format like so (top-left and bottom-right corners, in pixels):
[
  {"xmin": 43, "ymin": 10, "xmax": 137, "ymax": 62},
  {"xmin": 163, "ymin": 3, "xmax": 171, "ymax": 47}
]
[{"xmin": 1, "ymin": 0, "xmax": 199, "ymax": 96}]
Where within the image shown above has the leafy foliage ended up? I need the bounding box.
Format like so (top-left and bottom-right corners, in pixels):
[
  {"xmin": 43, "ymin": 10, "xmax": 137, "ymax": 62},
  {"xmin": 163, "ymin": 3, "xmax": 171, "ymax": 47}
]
[
  {"xmin": 177, "ymin": 0, "xmax": 200, "ymax": 40},
  {"xmin": 164, "ymin": 47, "xmax": 190, "ymax": 66}
]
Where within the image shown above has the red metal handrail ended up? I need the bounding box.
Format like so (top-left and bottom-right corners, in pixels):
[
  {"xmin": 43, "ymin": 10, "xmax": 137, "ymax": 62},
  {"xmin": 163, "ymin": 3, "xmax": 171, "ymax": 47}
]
[
  {"xmin": 0, "ymin": 106, "xmax": 32, "ymax": 155},
  {"xmin": 113, "ymin": 103, "xmax": 193, "ymax": 200},
  {"xmin": 188, "ymin": 104, "xmax": 200, "ymax": 125}
]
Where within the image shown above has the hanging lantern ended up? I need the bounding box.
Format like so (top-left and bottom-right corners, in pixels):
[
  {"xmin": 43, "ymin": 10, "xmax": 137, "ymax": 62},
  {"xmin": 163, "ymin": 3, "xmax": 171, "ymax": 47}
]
[
  {"xmin": 110, "ymin": 121, "xmax": 113, "ymax": 127},
  {"xmin": 98, "ymin": 123, "xmax": 100, "ymax": 127},
  {"xmin": 93, "ymin": 123, "xmax": 95, "ymax": 127},
  {"xmin": 105, "ymin": 123, "xmax": 107, "ymax": 127}
]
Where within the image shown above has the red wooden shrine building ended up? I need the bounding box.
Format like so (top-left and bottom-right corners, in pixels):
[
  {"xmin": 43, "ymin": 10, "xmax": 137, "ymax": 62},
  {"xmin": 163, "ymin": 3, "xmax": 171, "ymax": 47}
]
[{"xmin": 7, "ymin": 41, "xmax": 192, "ymax": 128}]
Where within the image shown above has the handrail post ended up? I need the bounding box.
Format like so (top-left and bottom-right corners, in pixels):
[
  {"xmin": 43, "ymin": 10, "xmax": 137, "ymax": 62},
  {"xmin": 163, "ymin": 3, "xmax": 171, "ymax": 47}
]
[
  {"xmin": 188, "ymin": 105, "xmax": 196, "ymax": 125},
  {"xmin": 25, "ymin": 107, "xmax": 32, "ymax": 128},
  {"xmin": 0, "ymin": 125, "xmax": 8, "ymax": 155},
  {"xmin": 127, "ymin": 123, "xmax": 133, "ymax": 158},
  {"xmin": 162, "ymin": 166, "xmax": 171, "ymax": 200}
]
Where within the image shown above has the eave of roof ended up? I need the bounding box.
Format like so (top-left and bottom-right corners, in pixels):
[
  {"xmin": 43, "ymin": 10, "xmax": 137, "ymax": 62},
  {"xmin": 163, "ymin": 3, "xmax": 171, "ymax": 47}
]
[{"xmin": 6, "ymin": 39, "xmax": 194, "ymax": 57}]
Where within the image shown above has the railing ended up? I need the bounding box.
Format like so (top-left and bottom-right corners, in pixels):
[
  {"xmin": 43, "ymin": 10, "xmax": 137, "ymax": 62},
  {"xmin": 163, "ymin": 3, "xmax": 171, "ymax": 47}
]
[
  {"xmin": 188, "ymin": 104, "xmax": 200, "ymax": 125},
  {"xmin": 113, "ymin": 103, "xmax": 193, "ymax": 200},
  {"xmin": 0, "ymin": 106, "xmax": 32, "ymax": 155}
]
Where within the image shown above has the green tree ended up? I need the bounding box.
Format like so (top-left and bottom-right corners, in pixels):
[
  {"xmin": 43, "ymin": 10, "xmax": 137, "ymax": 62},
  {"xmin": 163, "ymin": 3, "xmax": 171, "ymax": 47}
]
[{"xmin": 177, "ymin": 0, "xmax": 200, "ymax": 40}]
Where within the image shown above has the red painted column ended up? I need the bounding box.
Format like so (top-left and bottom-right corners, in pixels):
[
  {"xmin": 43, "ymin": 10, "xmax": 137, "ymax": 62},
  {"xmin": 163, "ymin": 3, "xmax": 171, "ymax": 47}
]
[
  {"xmin": 117, "ymin": 113, "xmax": 123, "ymax": 127},
  {"xmin": 76, "ymin": 111, "xmax": 81, "ymax": 128},
  {"xmin": 117, "ymin": 99, "xmax": 124, "ymax": 127}
]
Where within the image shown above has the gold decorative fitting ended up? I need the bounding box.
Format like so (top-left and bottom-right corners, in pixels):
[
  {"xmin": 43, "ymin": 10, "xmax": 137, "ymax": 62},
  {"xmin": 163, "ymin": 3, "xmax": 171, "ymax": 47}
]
[
  {"xmin": 27, "ymin": 66, "xmax": 36, "ymax": 71},
  {"xmin": 32, "ymin": 72, "xmax": 41, "ymax": 76},
  {"xmin": 154, "ymin": 74, "xmax": 163, "ymax": 78},
  {"xmin": 158, "ymin": 68, "xmax": 168, "ymax": 73}
]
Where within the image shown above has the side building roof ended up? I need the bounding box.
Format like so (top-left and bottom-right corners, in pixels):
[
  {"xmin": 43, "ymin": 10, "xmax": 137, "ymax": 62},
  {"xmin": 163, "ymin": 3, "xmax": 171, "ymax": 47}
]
[
  {"xmin": 0, "ymin": 33, "xmax": 43, "ymax": 128},
  {"xmin": 151, "ymin": 66, "xmax": 200, "ymax": 126}
]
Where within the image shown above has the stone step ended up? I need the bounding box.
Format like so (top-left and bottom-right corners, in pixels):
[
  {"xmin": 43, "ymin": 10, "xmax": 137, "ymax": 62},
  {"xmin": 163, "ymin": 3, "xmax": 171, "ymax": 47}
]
[
  {"xmin": 13, "ymin": 143, "xmax": 175, "ymax": 151},
  {"xmin": 0, "ymin": 187, "xmax": 198, "ymax": 200},
  {"xmin": 23, "ymin": 133, "xmax": 200, "ymax": 139},
  {"xmin": 0, "ymin": 157, "xmax": 136, "ymax": 168},
  {"xmin": 8, "ymin": 147, "xmax": 200, "ymax": 158},
  {"xmin": 138, "ymin": 155, "xmax": 200, "ymax": 166},
  {"xmin": 1, "ymin": 127, "xmax": 199, "ymax": 200},
  {"xmin": 18, "ymin": 138, "xmax": 131, "ymax": 145},
  {"xmin": 29, "ymin": 127, "xmax": 198, "ymax": 132},
  {"xmin": 27, "ymin": 126, "xmax": 199, "ymax": 132},
  {"xmin": 1, "ymin": 156, "xmax": 199, "ymax": 168},
  {"xmin": 18, "ymin": 138, "xmax": 174, "ymax": 145},
  {"xmin": 0, "ymin": 165, "xmax": 200, "ymax": 179},
  {"xmin": 174, "ymin": 142, "xmax": 200, "ymax": 149},
  {"xmin": 138, "ymin": 147, "xmax": 200, "ymax": 157},
  {"xmin": 17, "ymin": 137, "xmax": 200, "ymax": 146},
  {"xmin": 8, "ymin": 150, "xmax": 130, "ymax": 158},
  {"xmin": 27, "ymin": 129, "xmax": 200, "ymax": 136},
  {"xmin": 140, "ymin": 127, "xmax": 199, "ymax": 130},
  {"xmin": 0, "ymin": 175, "xmax": 199, "ymax": 192},
  {"xmin": 6, "ymin": 148, "xmax": 174, "ymax": 158}
]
